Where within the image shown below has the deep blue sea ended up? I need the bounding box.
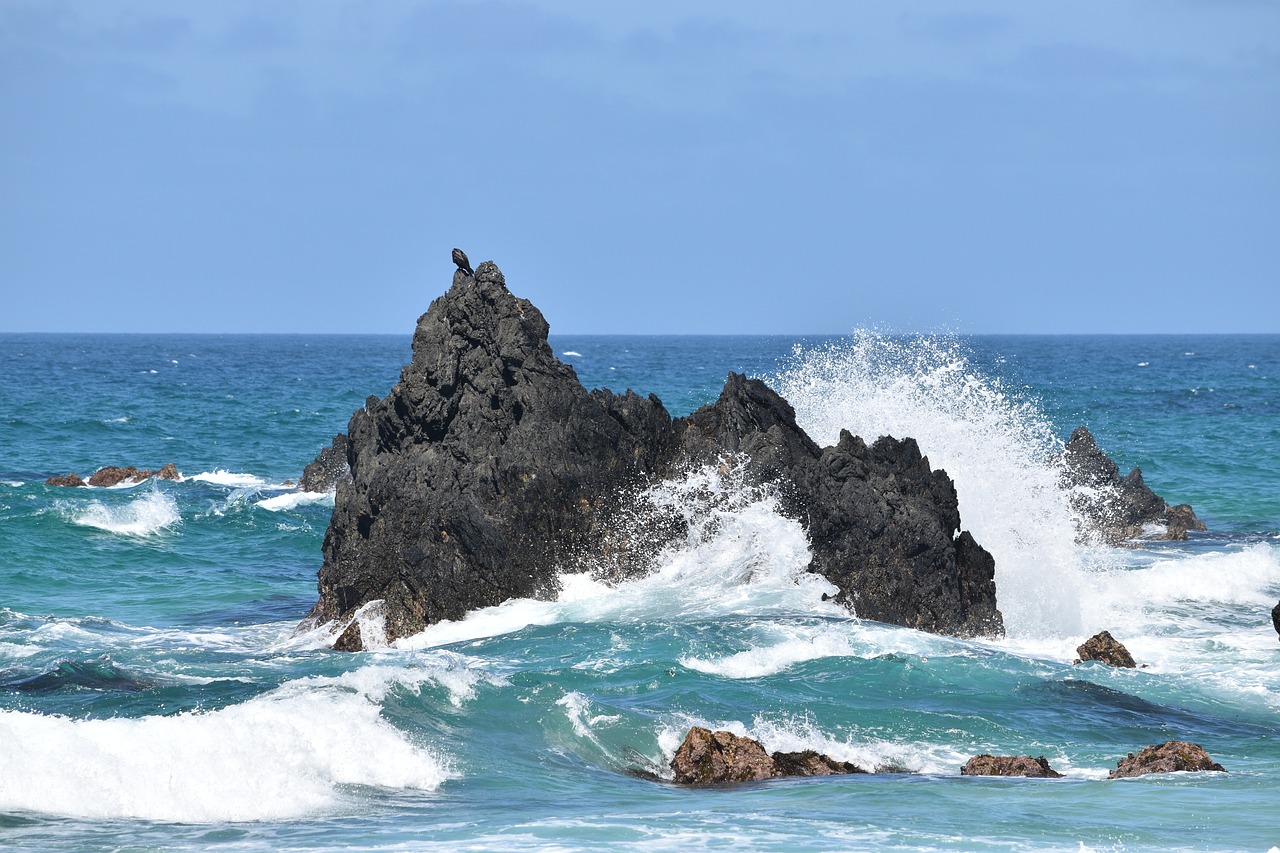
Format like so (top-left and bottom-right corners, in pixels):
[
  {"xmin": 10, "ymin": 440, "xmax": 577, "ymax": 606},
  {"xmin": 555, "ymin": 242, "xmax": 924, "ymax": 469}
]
[{"xmin": 1, "ymin": 328, "xmax": 1277, "ymax": 851}]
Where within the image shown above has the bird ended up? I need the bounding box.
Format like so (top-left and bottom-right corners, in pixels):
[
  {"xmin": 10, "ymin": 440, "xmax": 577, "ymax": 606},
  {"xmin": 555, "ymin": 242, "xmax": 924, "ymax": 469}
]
[{"xmin": 452, "ymin": 248, "xmax": 474, "ymax": 277}]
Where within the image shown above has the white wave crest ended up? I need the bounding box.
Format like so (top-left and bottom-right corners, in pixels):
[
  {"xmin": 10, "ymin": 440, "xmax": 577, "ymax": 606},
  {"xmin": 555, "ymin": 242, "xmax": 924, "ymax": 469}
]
[
  {"xmin": 771, "ymin": 332, "xmax": 1099, "ymax": 637},
  {"xmin": 255, "ymin": 490, "xmax": 335, "ymax": 511},
  {"xmin": 69, "ymin": 491, "xmax": 180, "ymax": 536},
  {"xmin": 0, "ymin": 669, "xmax": 456, "ymax": 822},
  {"xmin": 191, "ymin": 469, "xmax": 267, "ymax": 487}
]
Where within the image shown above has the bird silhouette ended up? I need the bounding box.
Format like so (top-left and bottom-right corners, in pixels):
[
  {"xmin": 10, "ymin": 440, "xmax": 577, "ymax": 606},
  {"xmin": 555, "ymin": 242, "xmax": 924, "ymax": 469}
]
[{"xmin": 452, "ymin": 248, "xmax": 474, "ymax": 277}]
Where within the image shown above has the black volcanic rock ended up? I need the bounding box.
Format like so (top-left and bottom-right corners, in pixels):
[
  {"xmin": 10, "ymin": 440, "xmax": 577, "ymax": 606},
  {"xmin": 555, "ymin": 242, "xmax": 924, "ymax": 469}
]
[
  {"xmin": 301, "ymin": 434, "xmax": 350, "ymax": 492},
  {"xmin": 1272, "ymin": 600, "xmax": 1279, "ymax": 642},
  {"xmin": 1060, "ymin": 426, "xmax": 1205, "ymax": 543},
  {"xmin": 303, "ymin": 260, "xmax": 1002, "ymax": 648}
]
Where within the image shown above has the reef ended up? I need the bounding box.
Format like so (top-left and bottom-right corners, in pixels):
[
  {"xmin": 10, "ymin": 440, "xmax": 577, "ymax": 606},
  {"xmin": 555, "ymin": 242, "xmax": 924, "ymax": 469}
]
[
  {"xmin": 670, "ymin": 727, "xmax": 866, "ymax": 784},
  {"xmin": 960, "ymin": 755, "xmax": 1063, "ymax": 778},
  {"xmin": 302, "ymin": 259, "xmax": 1002, "ymax": 649},
  {"xmin": 1060, "ymin": 426, "xmax": 1205, "ymax": 543},
  {"xmin": 1108, "ymin": 741, "xmax": 1225, "ymax": 778},
  {"xmin": 45, "ymin": 464, "xmax": 180, "ymax": 487}
]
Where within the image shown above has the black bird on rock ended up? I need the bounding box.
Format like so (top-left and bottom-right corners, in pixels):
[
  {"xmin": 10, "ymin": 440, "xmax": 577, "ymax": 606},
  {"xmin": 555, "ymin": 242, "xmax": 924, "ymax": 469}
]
[{"xmin": 452, "ymin": 248, "xmax": 474, "ymax": 277}]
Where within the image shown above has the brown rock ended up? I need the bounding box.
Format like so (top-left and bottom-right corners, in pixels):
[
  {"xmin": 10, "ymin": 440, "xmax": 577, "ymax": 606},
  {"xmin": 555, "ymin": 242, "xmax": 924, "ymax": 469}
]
[
  {"xmin": 670, "ymin": 728, "xmax": 777, "ymax": 784},
  {"xmin": 1076, "ymin": 630, "xmax": 1136, "ymax": 668},
  {"xmin": 961, "ymin": 754, "xmax": 1063, "ymax": 778},
  {"xmin": 45, "ymin": 473, "xmax": 86, "ymax": 487},
  {"xmin": 88, "ymin": 466, "xmax": 143, "ymax": 487},
  {"xmin": 1108, "ymin": 741, "xmax": 1225, "ymax": 778},
  {"xmin": 771, "ymin": 750, "xmax": 866, "ymax": 777},
  {"xmin": 154, "ymin": 463, "xmax": 181, "ymax": 481}
]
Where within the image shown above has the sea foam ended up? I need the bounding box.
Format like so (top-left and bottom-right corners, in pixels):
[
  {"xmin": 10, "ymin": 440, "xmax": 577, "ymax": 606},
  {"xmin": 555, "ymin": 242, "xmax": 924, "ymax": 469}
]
[
  {"xmin": 191, "ymin": 469, "xmax": 267, "ymax": 488},
  {"xmin": 0, "ymin": 668, "xmax": 455, "ymax": 822},
  {"xmin": 68, "ymin": 490, "xmax": 180, "ymax": 536},
  {"xmin": 395, "ymin": 462, "xmax": 841, "ymax": 650}
]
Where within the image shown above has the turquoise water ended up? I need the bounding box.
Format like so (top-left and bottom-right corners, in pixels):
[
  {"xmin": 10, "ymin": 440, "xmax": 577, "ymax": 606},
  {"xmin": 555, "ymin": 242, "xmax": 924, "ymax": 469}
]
[{"xmin": 1, "ymin": 331, "xmax": 1277, "ymax": 851}]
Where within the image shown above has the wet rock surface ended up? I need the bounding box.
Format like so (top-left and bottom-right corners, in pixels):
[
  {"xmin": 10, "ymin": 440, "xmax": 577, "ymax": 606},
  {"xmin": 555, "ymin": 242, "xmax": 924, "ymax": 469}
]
[
  {"xmin": 301, "ymin": 434, "xmax": 350, "ymax": 492},
  {"xmin": 304, "ymin": 260, "xmax": 1002, "ymax": 648},
  {"xmin": 670, "ymin": 728, "xmax": 866, "ymax": 784},
  {"xmin": 1075, "ymin": 630, "xmax": 1137, "ymax": 668},
  {"xmin": 1108, "ymin": 741, "xmax": 1225, "ymax": 778},
  {"xmin": 46, "ymin": 464, "xmax": 181, "ymax": 487},
  {"xmin": 961, "ymin": 754, "xmax": 1063, "ymax": 778},
  {"xmin": 1272, "ymin": 600, "xmax": 1280, "ymax": 641},
  {"xmin": 1060, "ymin": 426, "xmax": 1205, "ymax": 543}
]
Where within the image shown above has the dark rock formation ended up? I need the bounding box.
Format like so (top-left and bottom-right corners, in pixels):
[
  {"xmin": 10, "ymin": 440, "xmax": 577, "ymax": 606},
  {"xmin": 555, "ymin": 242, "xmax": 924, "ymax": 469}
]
[
  {"xmin": 961, "ymin": 754, "xmax": 1063, "ymax": 778},
  {"xmin": 772, "ymin": 750, "xmax": 867, "ymax": 777},
  {"xmin": 1108, "ymin": 741, "xmax": 1225, "ymax": 778},
  {"xmin": 303, "ymin": 260, "xmax": 1002, "ymax": 648},
  {"xmin": 300, "ymin": 434, "xmax": 350, "ymax": 492},
  {"xmin": 671, "ymin": 728, "xmax": 778, "ymax": 784},
  {"xmin": 45, "ymin": 473, "xmax": 86, "ymax": 487},
  {"xmin": 1272, "ymin": 600, "xmax": 1280, "ymax": 641},
  {"xmin": 1075, "ymin": 630, "xmax": 1137, "ymax": 668},
  {"xmin": 670, "ymin": 728, "xmax": 866, "ymax": 784},
  {"xmin": 1060, "ymin": 426, "xmax": 1205, "ymax": 543}
]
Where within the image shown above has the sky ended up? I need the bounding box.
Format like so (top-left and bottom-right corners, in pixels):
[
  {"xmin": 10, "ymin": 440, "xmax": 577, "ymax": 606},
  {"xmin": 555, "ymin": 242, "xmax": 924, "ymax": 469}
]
[{"xmin": 1, "ymin": 1, "xmax": 1277, "ymax": 334}]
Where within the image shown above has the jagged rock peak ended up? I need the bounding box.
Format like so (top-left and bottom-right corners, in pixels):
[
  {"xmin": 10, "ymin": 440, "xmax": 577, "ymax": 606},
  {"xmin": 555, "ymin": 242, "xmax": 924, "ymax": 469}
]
[{"xmin": 303, "ymin": 258, "xmax": 1003, "ymax": 649}]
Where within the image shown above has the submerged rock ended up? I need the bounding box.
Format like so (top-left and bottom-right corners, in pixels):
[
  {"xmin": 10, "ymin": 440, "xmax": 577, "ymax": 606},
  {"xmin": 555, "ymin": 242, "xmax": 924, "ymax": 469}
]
[
  {"xmin": 301, "ymin": 434, "xmax": 350, "ymax": 492},
  {"xmin": 303, "ymin": 259, "xmax": 1002, "ymax": 649},
  {"xmin": 670, "ymin": 728, "xmax": 866, "ymax": 784},
  {"xmin": 1075, "ymin": 630, "xmax": 1137, "ymax": 668},
  {"xmin": 1108, "ymin": 741, "xmax": 1225, "ymax": 778},
  {"xmin": 961, "ymin": 754, "xmax": 1063, "ymax": 778},
  {"xmin": 1060, "ymin": 426, "xmax": 1205, "ymax": 543},
  {"xmin": 771, "ymin": 750, "xmax": 867, "ymax": 777},
  {"xmin": 44, "ymin": 473, "xmax": 86, "ymax": 487}
]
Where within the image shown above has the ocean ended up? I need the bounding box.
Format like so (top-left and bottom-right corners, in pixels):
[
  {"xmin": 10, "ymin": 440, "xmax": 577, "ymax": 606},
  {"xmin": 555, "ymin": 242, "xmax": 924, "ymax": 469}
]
[{"xmin": 1, "ymin": 329, "xmax": 1277, "ymax": 851}]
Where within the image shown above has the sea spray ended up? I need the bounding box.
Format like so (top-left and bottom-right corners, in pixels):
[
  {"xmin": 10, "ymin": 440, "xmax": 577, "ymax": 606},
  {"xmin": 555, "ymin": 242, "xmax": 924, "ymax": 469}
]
[
  {"xmin": 65, "ymin": 489, "xmax": 181, "ymax": 536},
  {"xmin": 771, "ymin": 332, "xmax": 1102, "ymax": 637}
]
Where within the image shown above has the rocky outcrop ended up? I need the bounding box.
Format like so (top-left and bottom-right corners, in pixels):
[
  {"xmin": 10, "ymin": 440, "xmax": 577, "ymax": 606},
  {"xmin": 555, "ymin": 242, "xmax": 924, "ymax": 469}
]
[
  {"xmin": 772, "ymin": 750, "xmax": 867, "ymax": 777},
  {"xmin": 1075, "ymin": 630, "xmax": 1137, "ymax": 668},
  {"xmin": 303, "ymin": 260, "xmax": 1002, "ymax": 648},
  {"xmin": 1108, "ymin": 742, "xmax": 1225, "ymax": 778},
  {"xmin": 1060, "ymin": 426, "xmax": 1205, "ymax": 543},
  {"xmin": 1272, "ymin": 600, "xmax": 1280, "ymax": 641},
  {"xmin": 670, "ymin": 728, "xmax": 866, "ymax": 784},
  {"xmin": 47, "ymin": 465, "xmax": 180, "ymax": 488},
  {"xmin": 300, "ymin": 434, "xmax": 350, "ymax": 492},
  {"xmin": 961, "ymin": 755, "xmax": 1063, "ymax": 778},
  {"xmin": 88, "ymin": 465, "xmax": 180, "ymax": 487}
]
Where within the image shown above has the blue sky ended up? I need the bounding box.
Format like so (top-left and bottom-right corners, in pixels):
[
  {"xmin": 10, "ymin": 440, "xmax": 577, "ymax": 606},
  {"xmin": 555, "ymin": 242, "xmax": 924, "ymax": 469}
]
[{"xmin": 2, "ymin": 1, "xmax": 1277, "ymax": 334}]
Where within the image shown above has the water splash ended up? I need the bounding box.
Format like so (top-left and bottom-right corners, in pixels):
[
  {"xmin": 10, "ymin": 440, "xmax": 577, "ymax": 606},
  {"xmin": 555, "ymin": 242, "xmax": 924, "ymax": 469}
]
[
  {"xmin": 770, "ymin": 331, "xmax": 1102, "ymax": 637},
  {"xmin": 67, "ymin": 490, "xmax": 180, "ymax": 536}
]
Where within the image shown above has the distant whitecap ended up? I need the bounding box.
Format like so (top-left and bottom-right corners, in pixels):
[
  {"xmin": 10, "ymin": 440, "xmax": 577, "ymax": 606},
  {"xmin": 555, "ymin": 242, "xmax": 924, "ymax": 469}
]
[
  {"xmin": 1137, "ymin": 361, "xmax": 1149, "ymax": 367},
  {"xmin": 561, "ymin": 351, "xmax": 583, "ymax": 357},
  {"xmin": 256, "ymin": 491, "xmax": 335, "ymax": 512},
  {"xmin": 192, "ymin": 470, "xmax": 266, "ymax": 488}
]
